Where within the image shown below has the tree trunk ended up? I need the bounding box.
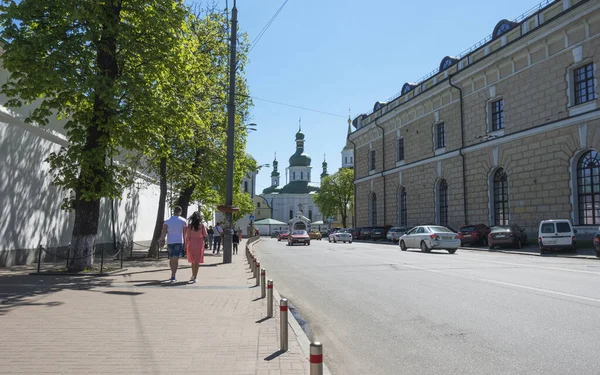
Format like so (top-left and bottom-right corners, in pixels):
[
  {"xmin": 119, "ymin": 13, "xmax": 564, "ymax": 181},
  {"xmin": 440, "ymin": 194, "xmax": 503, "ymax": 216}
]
[
  {"xmin": 176, "ymin": 184, "xmax": 195, "ymax": 218},
  {"xmin": 175, "ymin": 148, "xmax": 202, "ymax": 218},
  {"xmin": 341, "ymin": 210, "xmax": 347, "ymax": 228},
  {"xmin": 68, "ymin": 0, "xmax": 122, "ymax": 272},
  {"xmin": 68, "ymin": 197, "xmax": 100, "ymax": 272},
  {"xmin": 148, "ymin": 157, "xmax": 167, "ymax": 258}
]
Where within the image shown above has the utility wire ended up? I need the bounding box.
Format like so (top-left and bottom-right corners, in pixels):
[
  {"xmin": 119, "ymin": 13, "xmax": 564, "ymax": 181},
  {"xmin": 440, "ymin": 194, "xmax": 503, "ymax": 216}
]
[
  {"xmin": 239, "ymin": 94, "xmax": 346, "ymax": 118},
  {"xmin": 248, "ymin": 0, "xmax": 289, "ymax": 54}
]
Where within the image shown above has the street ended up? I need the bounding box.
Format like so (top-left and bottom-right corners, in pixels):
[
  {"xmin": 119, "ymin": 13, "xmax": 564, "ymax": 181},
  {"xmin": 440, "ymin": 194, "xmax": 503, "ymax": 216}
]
[{"xmin": 255, "ymin": 237, "xmax": 600, "ymax": 375}]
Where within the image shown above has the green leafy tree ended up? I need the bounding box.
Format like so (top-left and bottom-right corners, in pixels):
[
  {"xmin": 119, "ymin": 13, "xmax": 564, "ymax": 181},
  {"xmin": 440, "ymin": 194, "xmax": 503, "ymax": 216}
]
[
  {"xmin": 0, "ymin": 0, "xmax": 192, "ymax": 271},
  {"xmin": 314, "ymin": 168, "xmax": 354, "ymax": 228}
]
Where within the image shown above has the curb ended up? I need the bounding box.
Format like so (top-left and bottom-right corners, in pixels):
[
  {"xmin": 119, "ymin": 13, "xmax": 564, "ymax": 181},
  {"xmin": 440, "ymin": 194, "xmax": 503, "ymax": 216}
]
[{"xmin": 248, "ymin": 240, "xmax": 333, "ymax": 375}]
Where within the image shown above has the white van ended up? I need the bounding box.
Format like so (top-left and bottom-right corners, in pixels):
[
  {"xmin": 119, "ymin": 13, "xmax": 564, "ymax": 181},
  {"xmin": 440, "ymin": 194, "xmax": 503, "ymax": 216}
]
[{"xmin": 538, "ymin": 219, "xmax": 576, "ymax": 255}]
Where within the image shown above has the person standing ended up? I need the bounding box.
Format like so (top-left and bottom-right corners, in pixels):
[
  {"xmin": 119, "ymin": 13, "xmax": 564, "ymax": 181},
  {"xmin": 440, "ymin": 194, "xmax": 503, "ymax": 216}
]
[
  {"xmin": 159, "ymin": 206, "xmax": 187, "ymax": 283},
  {"xmin": 213, "ymin": 222, "xmax": 224, "ymax": 255},
  {"xmin": 185, "ymin": 212, "xmax": 208, "ymax": 283},
  {"xmin": 232, "ymin": 229, "xmax": 239, "ymax": 255},
  {"xmin": 207, "ymin": 226, "xmax": 214, "ymax": 250}
]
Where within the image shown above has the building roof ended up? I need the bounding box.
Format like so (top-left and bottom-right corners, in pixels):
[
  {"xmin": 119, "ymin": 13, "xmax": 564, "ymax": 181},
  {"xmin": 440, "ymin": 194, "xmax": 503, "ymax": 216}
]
[
  {"xmin": 280, "ymin": 180, "xmax": 319, "ymax": 194},
  {"xmin": 254, "ymin": 218, "xmax": 288, "ymax": 225}
]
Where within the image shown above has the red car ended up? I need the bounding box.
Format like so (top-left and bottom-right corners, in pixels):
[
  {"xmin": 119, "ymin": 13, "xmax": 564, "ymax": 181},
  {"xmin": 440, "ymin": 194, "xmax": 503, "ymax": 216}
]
[
  {"xmin": 287, "ymin": 230, "xmax": 310, "ymax": 246},
  {"xmin": 277, "ymin": 230, "xmax": 290, "ymax": 241},
  {"xmin": 458, "ymin": 224, "xmax": 491, "ymax": 246}
]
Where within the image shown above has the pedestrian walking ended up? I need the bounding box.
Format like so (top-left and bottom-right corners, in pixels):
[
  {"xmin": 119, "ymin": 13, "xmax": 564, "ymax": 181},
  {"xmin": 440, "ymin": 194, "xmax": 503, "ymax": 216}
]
[
  {"xmin": 207, "ymin": 226, "xmax": 214, "ymax": 250},
  {"xmin": 213, "ymin": 222, "xmax": 224, "ymax": 255},
  {"xmin": 232, "ymin": 229, "xmax": 239, "ymax": 255},
  {"xmin": 185, "ymin": 211, "xmax": 208, "ymax": 283},
  {"xmin": 237, "ymin": 228, "xmax": 243, "ymax": 243},
  {"xmin": 159, "ymin": 206, "xmax": 187, "ymax": 283}
]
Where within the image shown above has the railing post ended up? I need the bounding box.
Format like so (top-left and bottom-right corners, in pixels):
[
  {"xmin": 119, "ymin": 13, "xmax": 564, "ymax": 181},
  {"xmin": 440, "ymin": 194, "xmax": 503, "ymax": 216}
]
[
  {"xmin": 261, "ymin": 269, "xmax": 266, "ymax": 298},
  {"xmin": 280, "ymin": 298, "xmax": 288, "ymax": 352},
  {"xmin": 310, "ymin": 342, "xmax": 323, "ymax": 375},
  {"xmin": 37, "ymin": 245, "xmax": 42, "ymax": 273},
  {"xmin": 267, "ymin": 279, "xmax": 273, "ymax": 318}
]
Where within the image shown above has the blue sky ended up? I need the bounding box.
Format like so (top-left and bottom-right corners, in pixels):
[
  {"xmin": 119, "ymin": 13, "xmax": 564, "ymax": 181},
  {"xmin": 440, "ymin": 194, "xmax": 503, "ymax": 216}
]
[{"xmin": 189, "ymin": 0, "xmax": 546, "ymax": 192}]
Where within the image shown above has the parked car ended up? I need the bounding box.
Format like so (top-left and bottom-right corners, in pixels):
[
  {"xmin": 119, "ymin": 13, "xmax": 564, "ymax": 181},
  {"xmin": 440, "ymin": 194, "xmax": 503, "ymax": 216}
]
[
  {"xmin": 329, "ymin": 230, "xmax": 353, "ymax": 243},
  {"xmin": 359, "ymin": 227, "xmax": 373, "ymax": 240},
  {"xmin": 350, "ymin": 228, "xmax": 361, "ymax": 240},
  {"xmin": 270, "ymin": 230, "xmax": 281, "ymax": 238},
  {"xmin": 320, "ymin": 230, "xmax": 329, "ymax": 238},
  {"xmin": 277, "ymin": 230, "xmax": 290, "ymax": 241},
  {"xmin": 399, "ymin": 225, "xmax": 460, "ymax": 254},
  {"xmin": 488, "ymin": 225, "xmax": 528, "ymax": 249},
  {"xmin": 594, "ymin": 227, "xmax": 600, "ymax": 258},
  {"xmin": 309, "ymin": 231, "xmax": 322, "ymax": 240},
  {"xmin": 458, "ymin": 224, "xmax": 491, "ymax": 246},
  {"xmin": 387, "ymin": 227, "xmax": 408, "ymax": 242},
  {"xmin": 288, "ymin": 230, "xmax": 310, "ymax": 246},
  {"xmin": 538, "ymin": 219, "xmax": 576, "ymax": 254},
  {"xmin": 371, "ymin": 227, "xmax": 387, "ymax": 241}
]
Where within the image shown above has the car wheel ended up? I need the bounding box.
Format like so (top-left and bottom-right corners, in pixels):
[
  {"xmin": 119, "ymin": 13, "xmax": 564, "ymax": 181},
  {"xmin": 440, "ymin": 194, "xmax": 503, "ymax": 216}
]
[
  {"xmin": 482, "ymin": 237, "xmax": 488, "ymax": 246},
  {"xmin": 420, "ymin": 241, "xmax": 430, "ymax": 253},
  {"xmin": 349, "ymin": 241, "xmax": 352, "ymax": 244},
  {"xmin": 307, "ymin": 241, "xmax": 310, "ymax": 246},
  {"xmin": 328, "ymin": 238, "xmax": 331, "ymax": 243},
  {"xmin": 516, "ymin": 239, "xmax": 522, "ymax": 249},
  {"xmin": 488, "ymin": 245, "xmax": 495, "ymax": 250},
  {"xmin": 596, "ymin": 250, "xmax": 600, "ymax": 259},
  {"xmin": 278, "ymin": 239, "xmax": 281, "ymax": 242},
  {"xmin": 448, "ymin": 249, "xmax": 457, "ymax": 254},
  {"xmin": 400, "ymin": 241, "xmax": 407, "ymax": 251},
  {"xmin": 343, "ymin": 241, "xmax": 346, "ymax": 243},
  {"xmin": 540, "ymin": 247, "xmax": 546, "ymax": 255}
]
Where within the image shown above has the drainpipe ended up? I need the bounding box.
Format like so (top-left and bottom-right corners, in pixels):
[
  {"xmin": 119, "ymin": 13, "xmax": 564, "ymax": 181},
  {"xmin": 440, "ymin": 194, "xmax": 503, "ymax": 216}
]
[
  {"xmin": 448, "ymin": 74, "xmax": 468, "ymax": 225},
  {"xmin": 374, "ymin": 119, "xmax": 386, "ymax": 226}
]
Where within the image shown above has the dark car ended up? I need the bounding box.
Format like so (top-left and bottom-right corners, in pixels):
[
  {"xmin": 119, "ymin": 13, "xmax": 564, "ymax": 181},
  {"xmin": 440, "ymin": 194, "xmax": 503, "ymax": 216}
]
[
  {"xmin": 270, "ymin": 230, "xmax": 281, "ymax": 238},
  {"xmin": 594, "ymin": 227, "xmax": 600, "ymax": 258},
  {"xmin": 350, "ymin": 228, "xmax": 361, "ymax": 239},
  {"xmin": 488, "ymin": 225, "xmax": 528, "ymax": 249},
  {"xmin": 359, "ymin": 227, "xmax": 373, "ymax": 240},
  {"xmin": 371, "ymin": 227, "xmax": 387, "ymax": 241},
  {"xmin": 458, "ymin": 224, "xmax": 491, "ymax": 246}
]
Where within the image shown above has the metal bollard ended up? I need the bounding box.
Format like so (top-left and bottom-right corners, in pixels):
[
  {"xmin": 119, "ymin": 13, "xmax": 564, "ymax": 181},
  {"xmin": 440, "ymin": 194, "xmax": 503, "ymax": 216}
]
[
  {"xmin": 252, "ymin": 258, "xmax": 257, "ymax": 276},
  {"xmin": 267, "ymin": 279, "xmax": 273, "ymax": 318},
  {"xmin": 280, "ymin": 298, "xmax": 288, "ymax": 352},
  {"xmin": 255, "ymin": 261, "xmax": 260, "ymax": 286},
  {"xmin": 260, "ymin": 269, "xmax": 266, "ymax": 298},
  {"xmin": 310, "ymin": 342, "xmax": 323, "ymax": 375}
]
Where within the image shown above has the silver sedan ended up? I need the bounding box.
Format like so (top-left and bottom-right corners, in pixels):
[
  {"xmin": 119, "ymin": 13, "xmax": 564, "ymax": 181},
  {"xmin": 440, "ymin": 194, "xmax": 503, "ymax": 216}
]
[
  {"xmin": 329, "ymin": 230, "xmax": 353, "ymax": 243},
  {"xmin": 399, "ymin": 226, "xmax": 459, "ymax": 254}
]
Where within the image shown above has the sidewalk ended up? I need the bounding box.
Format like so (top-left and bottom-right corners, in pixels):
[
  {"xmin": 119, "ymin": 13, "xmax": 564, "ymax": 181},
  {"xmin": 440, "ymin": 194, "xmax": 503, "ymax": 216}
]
[{"xmin": 0, "ymin": 240, "xmax": 311, "ymax": 375}]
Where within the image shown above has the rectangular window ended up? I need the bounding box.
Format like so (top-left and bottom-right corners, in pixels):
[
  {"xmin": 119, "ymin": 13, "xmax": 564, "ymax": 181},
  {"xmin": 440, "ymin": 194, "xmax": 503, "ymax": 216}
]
[
  {"xmin": 436, "ymin": 123, "xmax": 446, "ymax": 149},
  {"xmin": 574, "ymin": 63, "xmax": 595, "ymax": 105},
  {"xmin": 491, "ymin": 99, "xmax": 504, "ymax": 131},
  {"xmin": 396, "ymin": 138, "xmax": 404, "ymax": 162},
  {"xmin": 369, "ymin": 150, "xmax": 376, "ymax": 170}
]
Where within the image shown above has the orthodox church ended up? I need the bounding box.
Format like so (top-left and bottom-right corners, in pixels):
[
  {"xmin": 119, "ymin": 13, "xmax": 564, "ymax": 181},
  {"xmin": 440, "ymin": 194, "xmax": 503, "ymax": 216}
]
[{"xmin": 261, "ymin": 124, "xmax": 329, "ymax": 230}]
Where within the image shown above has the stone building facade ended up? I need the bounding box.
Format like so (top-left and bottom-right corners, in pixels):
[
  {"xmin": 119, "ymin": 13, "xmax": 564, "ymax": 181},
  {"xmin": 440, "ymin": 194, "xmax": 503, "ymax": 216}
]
[{"xmin": 349, "ymin": 0, "xmax": 600, "ymax": 238}]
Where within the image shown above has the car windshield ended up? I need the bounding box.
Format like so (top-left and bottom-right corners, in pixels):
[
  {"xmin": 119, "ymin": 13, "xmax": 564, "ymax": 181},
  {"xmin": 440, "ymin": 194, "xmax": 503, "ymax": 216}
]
[
  {"xmin": 491, "ymin": 226, "xmax": 510, "ymax": 232},
  {"xmin": 460, "ymin": 226, "xmax": 476, "ymax": 232},
  {"xmin": 556, "ymin": 222, "xmax": 572, "ymax": 233},
  {"xmin": 292, "ymin": 230, "xmax": 307, "ymax": 235},
  {"xmin": 429, "ymin": 226, "xmax": 453, "ymax": 233}
]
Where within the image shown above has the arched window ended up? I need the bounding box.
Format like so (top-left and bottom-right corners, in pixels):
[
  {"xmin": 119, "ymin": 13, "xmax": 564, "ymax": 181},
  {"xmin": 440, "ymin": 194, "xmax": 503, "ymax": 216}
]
[
  {"xmin": 308, "ymin": 210, "xmax": 313, "ymax": 221},
  {"xmin": 493, "ymin": 168, "xmax": 509, "ymax": 225},
  {"xmin": 244, "ymin": 181, "xmax": 248, "ymax": 193},
  {"xmin": 577, "ymin": 150, "xmax": 600, "ymax": 225},
  {"xmin": 370, "ymin": 193, "xmax": 377, "ymax": 226},
  {"xmin": 437, "ymin": 180, "xmax": 449, "ymax": 226},
  {"xmin": 289, "ymin": 210, "xmax": 293, "ymax": 221},
  {"xmin": 398, "ymin": 187, "xmax": 407, "ymax": 226},
  {"xmin": 257, "ymin": 202, "xmax": 261, "ymax": 208},
  {"xmin": 293, "ymin": 172, "xmax": 296, "ymax": 180},
  {"xmin": 301, "ymin": 171, "xmax": 304, "ymax": 180}
]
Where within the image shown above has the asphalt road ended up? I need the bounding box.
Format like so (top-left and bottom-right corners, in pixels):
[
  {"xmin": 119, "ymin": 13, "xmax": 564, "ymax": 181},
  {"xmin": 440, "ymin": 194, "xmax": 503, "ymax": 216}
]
[{"xmin": 254, "ymin": 237, "xmax": 600, "ymax": 375}]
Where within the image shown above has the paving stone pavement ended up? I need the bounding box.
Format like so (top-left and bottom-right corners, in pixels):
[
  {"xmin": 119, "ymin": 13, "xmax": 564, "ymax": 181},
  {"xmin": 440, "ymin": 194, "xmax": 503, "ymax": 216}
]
[{"xmin": 0, "ymin": 241, "xmax": 310, "ymax": 375}]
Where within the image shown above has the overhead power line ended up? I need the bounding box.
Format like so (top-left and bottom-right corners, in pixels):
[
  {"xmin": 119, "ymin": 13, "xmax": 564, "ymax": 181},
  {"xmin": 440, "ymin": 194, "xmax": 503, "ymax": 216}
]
[
  {"xmin": 239, "ymin": 94, "xmax": 346, "ymax": 118},
  {"xmin": 248, "ymin": 0, "xmax": 290, "ymax": 54}
]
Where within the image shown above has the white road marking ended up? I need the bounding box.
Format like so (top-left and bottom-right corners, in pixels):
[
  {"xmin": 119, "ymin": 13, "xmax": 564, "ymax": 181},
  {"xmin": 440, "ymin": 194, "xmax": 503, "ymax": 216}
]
[
  {"xmin": 401, "ymin": 263, "xmax": 600, "ymax": 304},
  {"xmin": 454, "ymin": 254, "xmax": 600, "ymax": 275}
]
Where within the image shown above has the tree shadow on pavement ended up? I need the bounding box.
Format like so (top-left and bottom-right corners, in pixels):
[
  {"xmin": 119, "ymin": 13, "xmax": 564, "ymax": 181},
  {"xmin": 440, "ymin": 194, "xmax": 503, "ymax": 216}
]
[{"xmin": 0, "ymin": 273, "xmax": 113, "ymax": 316}]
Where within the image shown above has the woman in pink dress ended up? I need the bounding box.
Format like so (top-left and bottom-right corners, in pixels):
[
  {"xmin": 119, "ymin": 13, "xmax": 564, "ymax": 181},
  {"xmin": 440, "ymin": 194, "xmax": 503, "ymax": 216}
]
[{"xmin": 184, "ymin": 212, "xmax": 208, "ymax": 283}]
